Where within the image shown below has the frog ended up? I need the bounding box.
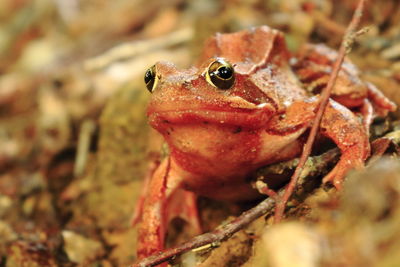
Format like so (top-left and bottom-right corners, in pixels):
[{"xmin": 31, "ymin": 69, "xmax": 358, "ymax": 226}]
[{"xmin": 134, "ymin": 26, "xmax": 396, "ymax": 262}]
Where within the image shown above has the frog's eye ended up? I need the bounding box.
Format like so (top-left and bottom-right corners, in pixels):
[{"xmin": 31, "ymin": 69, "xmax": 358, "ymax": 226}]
[
  {"xmin": 144, "ymin": 65, "xmax": 158, "ymax": 93},
  {"xmin": 205, "ymin": 58, "xmax": 235, "ymax": 90}
]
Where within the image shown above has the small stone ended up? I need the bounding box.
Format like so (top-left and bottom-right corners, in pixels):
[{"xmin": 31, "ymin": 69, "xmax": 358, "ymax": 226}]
[
  {"xmin": 262, "ymin": 222, "xmax": 323, "ymax": 267},
  {"xmin": 62, "ymin": 230, "xmax": 104, "ymax": 264},
  {"xmin": 0, "ymin": 220, "xmax": 17, "ymax": 242},
  {"xmin": 0, "ymin": 195, "xmax": 12, "ymax": 217},
  {"xmin": 381, "ymin": 43, "xmax": 400, "ymax": 60}
]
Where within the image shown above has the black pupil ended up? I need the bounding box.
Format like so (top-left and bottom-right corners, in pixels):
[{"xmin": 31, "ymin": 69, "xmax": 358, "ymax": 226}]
[
  {"xmin": 217, "ymin": 66, "xmax": 232, "ymax": 79},
  {"xmin": 145, "ymin": 69, "xmax": 154, "ymax": 84}
]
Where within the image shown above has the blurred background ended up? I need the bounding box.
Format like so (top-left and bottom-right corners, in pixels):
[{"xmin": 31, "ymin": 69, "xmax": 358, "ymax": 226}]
[{"xmin": 1, "ymin": 0, "xmax": 400, "ymax": 266}]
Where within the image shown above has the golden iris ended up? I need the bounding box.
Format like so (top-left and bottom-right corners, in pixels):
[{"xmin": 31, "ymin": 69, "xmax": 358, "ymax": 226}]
[
  {"xmin": 206, "ymin": 58, "xmax": 235, "ymax": 90},
  {"xmin": 144, "ymin": 65, "xmax": 158, "ymax": 92}
]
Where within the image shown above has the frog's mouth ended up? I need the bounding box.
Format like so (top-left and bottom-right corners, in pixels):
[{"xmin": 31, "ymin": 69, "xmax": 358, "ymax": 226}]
[{"xmin": 147, "ymin": 98, "xmax": 276, "ymax": 130}]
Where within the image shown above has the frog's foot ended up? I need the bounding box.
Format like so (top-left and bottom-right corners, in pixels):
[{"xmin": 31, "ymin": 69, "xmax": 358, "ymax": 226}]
[
  {"xmin": 322, "ymin": 149, "xmax": 364, "ymax": 190},
  {"xmin": 366, "ymin": 82, "xmax": 397, "ymax": 116},
  {"xmin": 136, "ymin": 158, "xmax": 201, "ymax": 261},
  {"xmin": 319, "ymin": 99, "xmax": 370, "ymax": 189}
]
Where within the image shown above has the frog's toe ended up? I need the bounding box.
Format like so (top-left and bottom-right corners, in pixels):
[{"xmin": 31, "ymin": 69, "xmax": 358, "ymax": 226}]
[
  {"xmin": 322, "ymin": 166, "xmax": 343, "ymax": 190},
  {"xmin": 322, "ymin": 156, "xmax": 364, "ymax": 190},
  {"xmin": 366, "ymin": 82, "xmax": 397, "ymax": 113}
]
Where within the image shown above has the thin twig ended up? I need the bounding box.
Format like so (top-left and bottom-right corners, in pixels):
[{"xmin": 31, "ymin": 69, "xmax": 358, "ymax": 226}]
[
  {"xmin": 254, "ymin": 180, "xmax": 279, "ymax": 200},
  {"xmin": 131, "ymin": 196, "xmax": 276, "ymax": 267},
  {"xmin": 84, "ymin": 27, "xmax": 193, "ymax": 71},
  {"xmin": 273, "ymin": 0, "xmax": 368, "ymax": 222},
  {"xmin": 74, "ymin": 120, "xmax": 96, "ymax": 177}
]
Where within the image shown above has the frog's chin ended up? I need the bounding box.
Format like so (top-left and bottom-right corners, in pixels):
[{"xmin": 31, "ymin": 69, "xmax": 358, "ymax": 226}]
[{"xmin": 148, "ymin": 105, "xmax": 275, "ymax": 130}]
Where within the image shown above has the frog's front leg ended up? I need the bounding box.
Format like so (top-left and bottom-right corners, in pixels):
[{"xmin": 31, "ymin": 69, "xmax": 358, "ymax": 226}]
[
  {"xmin": 136, "ymin": 158, "xmax": 201, "ymax": 261},
  {"xmin": 319, "ymin": 99, "xmax": 370, "ymax": 189},
  {"xmin": 269, "ymin": 98, "xmax": 370, "ymax": 189}
]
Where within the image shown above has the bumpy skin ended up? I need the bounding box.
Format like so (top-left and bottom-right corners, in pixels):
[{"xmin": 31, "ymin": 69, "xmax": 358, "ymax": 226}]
[{"xmin": 136, "ymin": 26, "xmax": 396, "ymax": 261}]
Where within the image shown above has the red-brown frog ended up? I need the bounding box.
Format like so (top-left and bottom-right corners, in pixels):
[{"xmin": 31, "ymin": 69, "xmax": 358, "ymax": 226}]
[{"xmin": 135, "ymin": 26, "xmax": 396, "ymax": 261}]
